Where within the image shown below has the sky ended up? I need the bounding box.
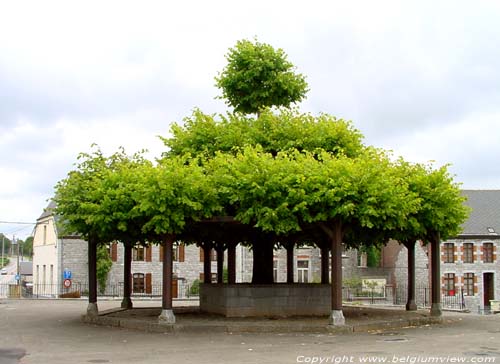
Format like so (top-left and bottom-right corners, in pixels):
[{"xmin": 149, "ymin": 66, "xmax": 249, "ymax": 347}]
[{"xmin": 1, "ymin": 1, "xmax": 500, "ymax": 239}]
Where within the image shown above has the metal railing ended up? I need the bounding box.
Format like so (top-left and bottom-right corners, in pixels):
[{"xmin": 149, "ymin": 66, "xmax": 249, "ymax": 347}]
[{"xmin": 0, "ymin": 281, "xmax": 197, "ymax": 300}]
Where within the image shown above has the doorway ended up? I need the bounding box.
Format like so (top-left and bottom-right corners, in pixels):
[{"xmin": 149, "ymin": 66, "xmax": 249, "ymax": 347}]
[{"xmin": 483, "ymin": 273, "xmax": 494, "ymax": 307}]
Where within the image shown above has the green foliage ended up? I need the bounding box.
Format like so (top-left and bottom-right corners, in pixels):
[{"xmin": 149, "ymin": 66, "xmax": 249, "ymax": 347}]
[
  {"xmin": 343, "ymin": 276, "xmax": 362, "ymax": 288},
  {"xmin": 96, "ymin": 244, "xmax": 112, "ymax": 294},
  {"xmin": 215, "ymin": 39, "xmax": 308, "ymax": 114},
  {"xmin": 0, "ymin": 257, "xmax": 9, "ymax": 268},
  {"xmin": 163, "ymin": 109, "xmax": 364, "ymax": 159},
  {"xmin": 189, "ymin": 279, "xmax": 200, "ymax": 296},
  {"xmin": 366, "ymin": 246, "xmax": 381, "ymax": 267},
  {"xmin": 134, "ymin": 156, "xmax": 222, "ymax": 238},
  {"xmin": 391, "ymin": 161, "xmax": 470, "ymax": 244},
  {"xmin": 21, "ymin": 237, "xmax": 33, "ymax": 257},
  {"xmin": 209, "ymin": 147, "xmax": 419, "ymax": 240}
]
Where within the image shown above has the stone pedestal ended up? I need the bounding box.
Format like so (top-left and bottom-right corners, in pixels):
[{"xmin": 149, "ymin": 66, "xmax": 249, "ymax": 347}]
[
  {"xmin": 329, "ymin": 309, "xmax": 345, "ymax": 326},
  {"xmin": 121, "ymin": 297, "xmax": 133, "ymax": 309},
  {"xmin": 86, "ymin": 303, "xmax": 98, "ymax": 318},
  {"xmin": 430, "ymin": 303, "xmax": 442, "ymax": 317},
  {"xmin": 158, "ymin": 309, "xmax": 176, "ymax": 324}
]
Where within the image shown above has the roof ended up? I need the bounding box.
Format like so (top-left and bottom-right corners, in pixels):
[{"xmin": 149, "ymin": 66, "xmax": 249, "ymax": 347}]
[
  {"xmin": 460, "ymin": 190, "xmax": 500, "ymax": 237},
  {"xmin": 38, "ymin": 200, "xmax": 56, "ymax": 220},
  {"xmin": 19, "ymin": 261, "xmax": 33, "ymax": 275}
]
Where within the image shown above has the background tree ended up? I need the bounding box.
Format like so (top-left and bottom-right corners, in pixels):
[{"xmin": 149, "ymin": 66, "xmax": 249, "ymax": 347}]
[{"xmin": 215, "ymin": 39, "xmax": 308, "ymax": 115}]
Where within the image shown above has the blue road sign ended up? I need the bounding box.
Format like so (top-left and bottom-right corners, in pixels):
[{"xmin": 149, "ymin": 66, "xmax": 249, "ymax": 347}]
[{"xmin": 63, "ymin": 270, "xmax": 72, "ymax": 279}]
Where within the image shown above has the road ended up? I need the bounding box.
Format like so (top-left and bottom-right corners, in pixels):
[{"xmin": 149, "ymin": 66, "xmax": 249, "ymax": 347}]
[
  {"xmin": 0, "ymin": 258, "xmax": 16, "ymax": 285},
  {"xmin": 0, "ymin": 300, "xmax": 499, "ymax": 364}
]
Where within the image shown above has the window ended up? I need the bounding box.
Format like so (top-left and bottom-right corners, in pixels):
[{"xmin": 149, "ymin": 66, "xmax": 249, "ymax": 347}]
[
  {"xmin": 199, "ymin": 273, "xmax": 218, "ymax": 283},
  {"xmin": 483, "ymin": 243, "xmax": 494, "ymax": 263},
  {"xmin": 443, "ymin": 243, "xmax": 454, "ymax": 263},
  {"xmin": 160, "ymin": 244, "xmax": 185, "ymax": 262},
  {"xmin": 43, "ymin": 265, "xmax": 46, "ymax": 285},
  {"xmin": 357, "ymin": 252, "xmax": 367, "ymax": 267},
  {"xmin": 464, "ymin": 273, "xmax": 474, "ymax": 296},
  {"xmin": 50, "ymin": 265, "xmax": 53, "ymax": 285},
  {"xmin": 43, "ymin": 225, "xmax": 47, "ymax": 245},
  {"xmin": 297, "ymin": 260, "xmax": 309, "ymax": 283},
  {"xmin": 199, "ymin": 247, "xmax": 217, "ymax": 262},
  {"xmin": 133, "ymin": 273, "xmax": 145, "ymax": 293},
  {"xmin": 133, "ymin": 247, "xmax": 145, "ymax": 261},
  {"xmin": 463, "ymin": 243, "xmax": 474, "ymax": 263},
  {"xmin": 110, "ymin": 243, "xmax": 118, "ymax": 262},
  {"xmin": 444, "ymin": 273, "xmax": 455, "ymax": 296}
]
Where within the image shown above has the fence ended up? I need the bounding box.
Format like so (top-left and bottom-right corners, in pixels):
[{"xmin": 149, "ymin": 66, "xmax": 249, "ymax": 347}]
[
  {"xmin": 0, "ymin": 280, "xmax": 195, "ymax": 300},
  {"xmin": 342, "ymin": 284, "xmax": 466, "ymax": 310},
  {"xmin": 1, "ymin": 282, "xmax": 466, "ymax": 310}
]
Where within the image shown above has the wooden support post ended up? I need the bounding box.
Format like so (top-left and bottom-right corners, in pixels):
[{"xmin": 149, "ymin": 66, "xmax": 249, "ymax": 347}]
[
  {"xmin": 121, "ymin": 243, "xmax": 133, "ymax": 309},
  {"xmin": 321, "ymin": 245, "xmax": 329, "ymax": 284},
  {"xmin": 159, "ymin": 234, "xmax": 175, "ymax": 324},
  {"xmin": 227, "ymin": 243, "xmax": 236, "ymax": 284},
  {"xmin": 286, "ymin": 243, "xmax": 294, "ymax": 284},
  {"xmin": 329, "ymin": 220, "xmax": 345, "ymax": 325},
  {"xmin": 216, "ymin": 244, "xmax": 224, "ymax": 284},
  {"xmin": 203, "ymin": 244, "xmax": 212, "ymax": 284},
  {"xmin": 87, "ymin": 238, "xmax": 98, "ymax": 317},
  {"xmin": 430, "ymin": 233, "xmax": 442, "ymax": 316}
]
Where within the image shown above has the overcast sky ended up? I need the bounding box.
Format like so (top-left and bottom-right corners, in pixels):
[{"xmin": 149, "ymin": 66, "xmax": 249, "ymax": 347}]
[{"xmin": 1, "ymin": 1, "xmax": 500, "ymax": 239}]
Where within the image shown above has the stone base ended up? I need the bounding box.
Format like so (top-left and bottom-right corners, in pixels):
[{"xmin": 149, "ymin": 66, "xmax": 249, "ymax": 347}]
[
  {"xmin": 86, "ymin": 302, "xmax": 98, "ymax": 318},
  {"xmin": 121, "ymin": 297, "xmax": 133, "ymax": 309},
  {"xmin": 329, "ymin": 310, "xmax": 345, "ymax": 326},
  {"xmin": 406, "ymin": 301, "xmax": 418, "ymax": 311},
  {"xmin": 200, "ymin": 284, "xmax": 332, "ymax": 317},
  {"xmin": 430, "ymin": 303, "xmax": 442, "ymax": 316},
  {"xmin": 158, "ymin": 309, "xmax": 176, "ymax": 324}
]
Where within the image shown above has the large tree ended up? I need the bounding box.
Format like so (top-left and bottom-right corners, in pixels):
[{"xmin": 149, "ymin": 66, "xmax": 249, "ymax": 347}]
[{"xmin": 215, "ymin": 39, "xmax": 308, "ymax": 115}]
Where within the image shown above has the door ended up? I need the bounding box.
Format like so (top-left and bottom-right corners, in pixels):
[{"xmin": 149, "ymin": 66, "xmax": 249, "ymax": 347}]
[{"xmin": 483, "ymin": 273, "xmax": 494, "ymax": 307}]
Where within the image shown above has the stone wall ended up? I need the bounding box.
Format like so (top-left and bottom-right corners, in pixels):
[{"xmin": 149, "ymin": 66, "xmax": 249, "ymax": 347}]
[{"xmin": 200, "ymin": 283, "xmax": 331, "ymax": 317}]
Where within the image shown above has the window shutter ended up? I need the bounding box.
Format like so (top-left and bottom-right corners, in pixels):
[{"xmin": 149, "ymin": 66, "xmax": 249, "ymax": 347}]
[
  {"xmin": 179, "ymin": 244, "xmax": 185, "ymax": 262},
  {"xmin": 146, "ymin": 246, "xmax": 152, "ymax": 262},
  {"xmin": 159, "ymin": 246, "xmax": 164, "ymax": 262},
  {"xmin": 200, "ymin": 247, "xmax": 204, "ymax": 262},
  {"xmin": 111, "ymin": 243, "xmax": 118, "ymax": 262},
  {"xmin": 145, "ymin": 273, "xmax": 152, "ymax": 294}
]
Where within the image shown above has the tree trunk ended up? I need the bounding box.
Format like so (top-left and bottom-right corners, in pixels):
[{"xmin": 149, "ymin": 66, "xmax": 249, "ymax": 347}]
[
  {"xmin": 403, "ymin": 240, "xmax": 417, "ymax": 311},
  {"xmin": 121, "ymin": 243, "xmax": 133, "ymax": 309},
  {"xmin": 430, "ymin": 232, "xmax": 442, "ymax": 316},
  {"xmin": 252, "ymin": 240, "xmax": 274, "ymax": 284},
  {"xmin": 87, "ymin": 237, "xmax": 98, "ymax": 317},
  {"xmin": 227, "ymin": 243, "xmax": 236, "ymax": 284}
]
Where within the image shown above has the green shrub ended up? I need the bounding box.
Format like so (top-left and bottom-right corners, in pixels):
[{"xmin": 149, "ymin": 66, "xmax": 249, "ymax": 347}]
[{"xmin": 189, "ymin": 279, "xmax": 200, "ymax": 296}]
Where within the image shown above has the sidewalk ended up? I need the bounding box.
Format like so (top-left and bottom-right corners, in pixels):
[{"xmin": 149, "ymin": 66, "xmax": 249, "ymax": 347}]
[{"xmin": 82, "ymin": 303, "xmax": 452, "ymax": 334}]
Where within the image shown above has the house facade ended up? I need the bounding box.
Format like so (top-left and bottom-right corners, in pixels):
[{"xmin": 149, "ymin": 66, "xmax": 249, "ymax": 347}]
[{"xmin": 437, "ymin": 190, "xmax": 500, "ymax": 312}]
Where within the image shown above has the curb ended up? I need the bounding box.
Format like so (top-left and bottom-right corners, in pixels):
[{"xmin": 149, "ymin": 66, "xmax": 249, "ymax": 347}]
[{"xmin": 81, "ymin": 313, "xmax": 446, "ymax": 335}]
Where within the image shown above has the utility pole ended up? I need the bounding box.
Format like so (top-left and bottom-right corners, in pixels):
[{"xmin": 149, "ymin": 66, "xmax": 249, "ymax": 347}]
[{"xmin": 15, "ymin": 235, "xmax": 20, "ymax": 285}]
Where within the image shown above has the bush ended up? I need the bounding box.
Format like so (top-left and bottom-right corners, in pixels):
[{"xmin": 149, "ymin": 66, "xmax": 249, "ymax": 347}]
[{"xmin": 189, "ymin": 279, "xmax": 200, "ymax": 296}]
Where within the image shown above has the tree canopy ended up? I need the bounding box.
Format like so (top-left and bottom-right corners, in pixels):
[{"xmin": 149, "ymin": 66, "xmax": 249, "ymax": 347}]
[
  {"xmin": 53, "ymin": 39, "xmax": 468, "ymax": 256},
  {"xmin": 215, "ymin": 39, "xmax": 308, "ymax": 114}
]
